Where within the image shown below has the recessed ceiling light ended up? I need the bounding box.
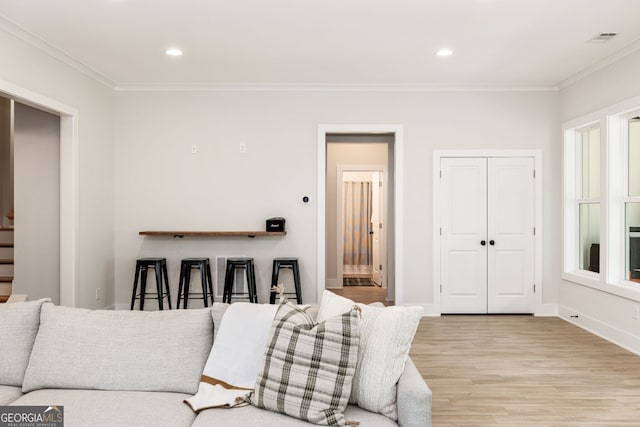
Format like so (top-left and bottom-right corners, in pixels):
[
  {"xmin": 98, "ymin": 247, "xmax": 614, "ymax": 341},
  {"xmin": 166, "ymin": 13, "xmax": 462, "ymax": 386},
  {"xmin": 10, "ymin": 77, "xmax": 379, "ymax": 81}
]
[
  {"xmin": 165, "ymin": 48, "xmax": 183, "ymax": 56},
  {"xmin": 435, "ymin": 48, "xmax": 453, "ymax": 57}
]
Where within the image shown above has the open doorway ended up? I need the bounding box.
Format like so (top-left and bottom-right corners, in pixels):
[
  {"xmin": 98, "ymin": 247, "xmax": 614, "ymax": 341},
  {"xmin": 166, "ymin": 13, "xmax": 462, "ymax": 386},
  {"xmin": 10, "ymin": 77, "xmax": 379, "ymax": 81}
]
[
  {"xmin": 0, "ymin": 96, "xmax": 62, "ymax": 303},
  {"xmin": 0, "ymin": 81, "xmax": 77, "ymax": 307},
  {"xmin": 324, "ymin": 134, "xmax": 394, "ymax": 305},
  {"xmin": 337, "ymin": 167, "xmax": 387, "ymax": 289},
  {"xmin": 317, "ymin": 124, "xmax": 404, "ymax": 306}
]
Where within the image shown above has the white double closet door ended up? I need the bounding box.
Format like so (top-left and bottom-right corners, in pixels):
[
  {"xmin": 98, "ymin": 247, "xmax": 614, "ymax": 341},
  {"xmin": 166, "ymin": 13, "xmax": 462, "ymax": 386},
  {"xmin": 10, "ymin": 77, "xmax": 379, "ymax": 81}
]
[{"xmin": 440, "ymin": 157, "xmax": 535, "ymax": 314}]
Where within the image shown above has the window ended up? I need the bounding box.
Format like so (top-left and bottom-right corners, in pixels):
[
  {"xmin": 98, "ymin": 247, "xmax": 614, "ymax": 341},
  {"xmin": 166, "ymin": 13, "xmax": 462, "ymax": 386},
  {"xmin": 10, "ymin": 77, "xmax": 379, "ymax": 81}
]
[
  {"xmin": 626, "ymin": 115, "xmax": 640, "ymax": 282},
  {"xmin": 578, "ymin": 126, "xmax": 600, "ymax": 273},
  {"xmin": 563, "ymin": 99, "xmax": 640, "ymax": 301}
]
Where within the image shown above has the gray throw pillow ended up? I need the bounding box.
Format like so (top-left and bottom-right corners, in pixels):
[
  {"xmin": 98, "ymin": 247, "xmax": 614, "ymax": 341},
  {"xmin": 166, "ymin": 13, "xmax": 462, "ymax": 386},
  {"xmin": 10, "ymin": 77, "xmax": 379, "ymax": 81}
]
[
  {"xmin": 22, "ymin": 304, "xmax": 214, "ymax": 394},
  {"xmin": 0, "ymin": 299, "xmax": 48, "ymax": 386}
]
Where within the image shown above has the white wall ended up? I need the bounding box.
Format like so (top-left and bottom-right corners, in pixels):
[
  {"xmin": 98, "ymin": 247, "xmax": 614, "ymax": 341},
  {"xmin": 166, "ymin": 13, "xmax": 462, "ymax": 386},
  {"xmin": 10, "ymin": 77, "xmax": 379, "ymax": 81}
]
[
  {"xmin": 0, "ymin": 27, "xmax": 115, "ymax": 308},
  {"xmin": 113, "ymin": 90, "xmax": 560, "ymax": 309},
  {"xmin": 13, "ymin": 102, "xmax": 60, "ymax": 302},
  {"xmin": 560, "ymin": 49, "xmax": 640, "ymax": 353}
]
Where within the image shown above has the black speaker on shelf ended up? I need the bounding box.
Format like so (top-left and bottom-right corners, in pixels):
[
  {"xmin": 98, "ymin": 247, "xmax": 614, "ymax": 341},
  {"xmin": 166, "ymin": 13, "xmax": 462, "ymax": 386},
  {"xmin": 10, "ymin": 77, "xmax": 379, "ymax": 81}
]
[{"xmin": 266, "ymin": 217, "xmax": 285, "ymax": 232}]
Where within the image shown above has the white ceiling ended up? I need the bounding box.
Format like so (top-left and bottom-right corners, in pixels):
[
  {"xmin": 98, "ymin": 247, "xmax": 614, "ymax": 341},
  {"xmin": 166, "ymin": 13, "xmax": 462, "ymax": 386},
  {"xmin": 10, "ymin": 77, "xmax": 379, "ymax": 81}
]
[{"xmin": 1, "ymin": 0, "xmax": 639, "ymax": 88}]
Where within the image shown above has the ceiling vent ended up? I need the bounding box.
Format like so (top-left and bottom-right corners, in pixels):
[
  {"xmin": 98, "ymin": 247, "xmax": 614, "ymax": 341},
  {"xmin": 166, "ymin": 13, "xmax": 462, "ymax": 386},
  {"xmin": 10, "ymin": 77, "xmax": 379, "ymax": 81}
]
[{"xmin": 588, "ymin": 33, "xmax": 619, "ymax": 43}]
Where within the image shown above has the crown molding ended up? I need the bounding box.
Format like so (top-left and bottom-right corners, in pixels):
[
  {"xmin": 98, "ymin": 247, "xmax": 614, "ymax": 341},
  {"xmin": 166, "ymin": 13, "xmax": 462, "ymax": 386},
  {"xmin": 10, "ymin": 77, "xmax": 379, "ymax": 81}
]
[
  {"xmin": 114, "ymin": 83, "xmax": 559, "ymax": 93},
  {"xmin": 558, "ymin": 38, "xmax": 640, "ymax": 89},
  {"xmin": 0, "ymin": 15, "xmax": 116, "ymax": 89},
  {"xmin": 0, "ymin": 13, "xmax": 577, "ymax": 94}
]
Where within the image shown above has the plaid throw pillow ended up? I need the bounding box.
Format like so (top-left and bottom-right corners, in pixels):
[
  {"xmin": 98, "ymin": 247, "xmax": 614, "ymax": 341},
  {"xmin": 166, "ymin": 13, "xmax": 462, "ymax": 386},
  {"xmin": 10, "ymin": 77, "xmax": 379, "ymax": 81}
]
[{"xmin": 249, "ymin": 301, "xmax": 360, "ymax": 426}]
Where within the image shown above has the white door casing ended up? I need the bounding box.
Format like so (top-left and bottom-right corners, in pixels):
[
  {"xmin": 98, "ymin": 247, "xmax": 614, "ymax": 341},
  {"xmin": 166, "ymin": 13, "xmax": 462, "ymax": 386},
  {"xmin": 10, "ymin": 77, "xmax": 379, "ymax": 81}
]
[
  {"xmin": 318, "ymin": 124, "xmax": 403, "ymax": 305},
  {"xmin": 440, "ymin": 158, "xmax": 488, "ymax": 313},
  {"xmin": 371, "ymin": 171, "xmax": 382, "ymax": 286}
]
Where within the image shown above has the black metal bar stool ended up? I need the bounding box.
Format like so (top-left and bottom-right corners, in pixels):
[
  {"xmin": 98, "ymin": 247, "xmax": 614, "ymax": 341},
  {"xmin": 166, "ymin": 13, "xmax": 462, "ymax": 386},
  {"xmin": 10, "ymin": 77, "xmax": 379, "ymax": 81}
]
[
  {"xmin": 270, "ymin": 258, "xmax": 302, "ymax": 304},
  {"xmin": 130, "ymin": 258, "xmax": 172, "ymax": 310},
  {"xmin": 177, "ymin": 258, "xmax": 214, "ymax": 309},
  {"xmin": 223, "ymin": 258, "xmax": 257, "ymax": 303}
]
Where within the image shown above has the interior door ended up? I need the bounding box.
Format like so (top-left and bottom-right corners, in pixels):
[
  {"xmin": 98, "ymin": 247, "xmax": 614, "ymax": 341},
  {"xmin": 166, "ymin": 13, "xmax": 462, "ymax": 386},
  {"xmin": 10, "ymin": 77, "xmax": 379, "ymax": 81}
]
[
  {"xmin": 440, "ymin": 158, "xmax": 488, "ymax": 313},
  {"xmin": 371, "ymin": 172, "xmax": 382, "ymax": 286},
  {"xmin": 487, "ymin": 157, "xmax": 535, "ymax": 313}
]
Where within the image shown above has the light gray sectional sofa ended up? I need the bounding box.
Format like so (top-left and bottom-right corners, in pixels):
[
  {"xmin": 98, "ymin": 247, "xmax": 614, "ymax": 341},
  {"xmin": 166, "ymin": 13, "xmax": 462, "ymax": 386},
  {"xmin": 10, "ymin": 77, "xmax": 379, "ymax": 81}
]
[{"xmin": 0, "ymin": 299, "xmax": 431, "ymax": 427}]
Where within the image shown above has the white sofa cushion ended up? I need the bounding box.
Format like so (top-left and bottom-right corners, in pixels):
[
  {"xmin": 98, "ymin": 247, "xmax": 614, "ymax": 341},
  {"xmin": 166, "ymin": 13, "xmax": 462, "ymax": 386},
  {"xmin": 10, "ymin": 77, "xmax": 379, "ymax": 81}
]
[
  {"xmin": 191, "ymin": 404, "xmax": 398, "ymax": 427},
  {"xmin": 22, "ymin": 304, "xmax": 215, "ymax": 394},
  {"xmin": 249, "ymin": 301, "xmax": 360, "ymax": 425},
  {"xmin": 0, "ymin": 385, "xmax": 23, "ymax": 405},
  {"xmin": 0, "ymin": 299, "xmax": 48, "ymax": 386},
  {"xmin": 10, "ymin": 389, "xmax": 196, "ymax": 427},
  {"xmin": 316, "ymin": 291, "xmax": 422, "ymax": 420}
]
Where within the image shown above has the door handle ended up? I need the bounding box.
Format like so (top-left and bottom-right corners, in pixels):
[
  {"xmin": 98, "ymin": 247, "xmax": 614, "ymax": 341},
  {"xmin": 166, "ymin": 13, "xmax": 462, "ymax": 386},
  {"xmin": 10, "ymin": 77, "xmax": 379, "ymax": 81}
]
[
  {"xmin": 489, "ymin": 240, "xmax": 495, "ymax": 246},
  {"xmin": 481, "ymin": 240, "xmax": 486, "ymax": 246}
]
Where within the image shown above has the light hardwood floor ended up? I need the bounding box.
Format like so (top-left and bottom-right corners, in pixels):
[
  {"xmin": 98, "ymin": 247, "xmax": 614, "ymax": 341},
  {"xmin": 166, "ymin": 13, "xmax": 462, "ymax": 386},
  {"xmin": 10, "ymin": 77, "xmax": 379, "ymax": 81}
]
[
  {"xmin": 410, "ymin": 315, "xmax": 640, "ymax": 426},
  {"xmin": 329, "ymin": 285, "xmax": 393, "ymax": 306}
]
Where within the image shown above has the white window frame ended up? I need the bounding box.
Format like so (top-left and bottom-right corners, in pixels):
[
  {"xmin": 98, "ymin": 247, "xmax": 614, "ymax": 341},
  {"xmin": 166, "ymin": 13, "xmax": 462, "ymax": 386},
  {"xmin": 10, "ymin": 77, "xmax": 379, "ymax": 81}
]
[
  {"xmin": 563, "ymin": 96, "xmax": 640, "ymax": 303},
  {"xmin": 619, "ymin": 110, "xmax": 640, "ymax": 286},
  {"xmin": 563, "ymin": 120, "xmax": 602, "ymax": 288},
  {"xmin": 576, "ymin": 123, "xmax": 601, "ymax": 275}
]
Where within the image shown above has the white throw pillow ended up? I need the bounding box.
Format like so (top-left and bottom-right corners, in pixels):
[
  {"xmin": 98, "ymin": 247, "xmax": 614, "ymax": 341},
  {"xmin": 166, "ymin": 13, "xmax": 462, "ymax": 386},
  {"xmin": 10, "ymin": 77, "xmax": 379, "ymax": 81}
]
[
  {"xmin": 0, "ymin": 299, "xmax": 49, "ymax": 386},
  {"xmin": 185, "ymin": 302, "xmax": 278, "ymax": 412},
  {"xmin": 316, "ymin": 290, "xmax": 422, "ymax": 420}
]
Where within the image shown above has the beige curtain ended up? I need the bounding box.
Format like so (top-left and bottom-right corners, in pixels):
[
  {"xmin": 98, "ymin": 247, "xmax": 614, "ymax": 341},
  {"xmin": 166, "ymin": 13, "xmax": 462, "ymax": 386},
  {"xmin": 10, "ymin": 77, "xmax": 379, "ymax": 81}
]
[{"xmin": 343, "ymin": 181, "xmax": 373, "ymax": 266}]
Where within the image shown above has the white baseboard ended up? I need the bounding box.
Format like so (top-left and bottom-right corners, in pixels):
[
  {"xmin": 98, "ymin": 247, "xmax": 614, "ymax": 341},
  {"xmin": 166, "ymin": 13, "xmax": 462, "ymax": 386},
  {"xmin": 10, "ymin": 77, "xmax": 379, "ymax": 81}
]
[
  {"xmin": 403, "ymin": 303, "xmax": 441, "ymax": 317},
  {"xmin": 534, "ymin": 303, "xmax": 558, "ymax": 316},
  {"xmin": 559, "ymin": 305, "xmax": 640, "ymax": 356},
  {"xmin": 405, "ymin": 303, "xmax": 556, "ymax": 317},
  {"xmin": 326, "ymin": 279, "xmax": 342, "ymax": 289}
]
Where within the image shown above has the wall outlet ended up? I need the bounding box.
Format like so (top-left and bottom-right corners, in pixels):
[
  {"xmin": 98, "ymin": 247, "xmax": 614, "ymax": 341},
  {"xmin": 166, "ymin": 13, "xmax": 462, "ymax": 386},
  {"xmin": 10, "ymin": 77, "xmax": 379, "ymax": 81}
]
[
  {"xmin": 190, "ymin": 144, "xmax": 198, "ymax": 154},
  {"xmin": 633, "ymin": 303, "xmax": 640, "ymax": 320},
  {"xmin": 239, "ymin": 143, "xmax": 247, "ymax": 153},
  {"xmin": 95, "ymin": 288, "xmax": 101, "ymax": 301}
]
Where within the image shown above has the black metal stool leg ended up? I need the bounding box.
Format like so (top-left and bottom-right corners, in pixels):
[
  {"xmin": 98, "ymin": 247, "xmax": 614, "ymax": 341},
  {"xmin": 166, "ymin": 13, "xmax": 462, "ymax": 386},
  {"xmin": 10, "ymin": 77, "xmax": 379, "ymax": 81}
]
[
  {"xmin": 131, "ymin": 262, "xmax": 141, "ymax": 310},
  {"xmin": 139, "ymin": 267, "xmax": 148, "ymax": 311},
  {"xmin": 199, "ymin": 262, "xmax": 209, "ymax": 307},
  {"xmin": 162, "ymin": 259, "xmax": 172, "ymax": 309},
  {"xmin": 270, "ymin": 260, "xmax": 279, "ymax": 304},
  {"xmin": 292, "ymin": 262, "xmax": 302, "ymax": 304},
  {"xmin": 155, "ymin": 262, "xmax": 164, "ymax": 310},
  {"xmin": 183, "ymin": 266, "xmax": 192, "ymax": 309},
  {"xmin": 177, "ymin": 261, "xmax": 186, "ymax": 309},
  {"xmin": 206, "ymin": 260, "xmax": 214, "ymax": 305},
  {"xmin": 247, "ymin": 261, "xmax": 258, "ymax": 303},
  {"xmin": 223, "ymin": 262, "xmax": 234, "ymax": 303}
]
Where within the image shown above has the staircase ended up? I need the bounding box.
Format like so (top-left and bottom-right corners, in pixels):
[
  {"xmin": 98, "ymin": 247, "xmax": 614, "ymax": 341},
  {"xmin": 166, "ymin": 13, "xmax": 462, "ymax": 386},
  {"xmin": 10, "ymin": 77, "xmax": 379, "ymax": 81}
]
[{"xmin": 0, "ymin": 227, "xmax": 13, "ymax": 303}]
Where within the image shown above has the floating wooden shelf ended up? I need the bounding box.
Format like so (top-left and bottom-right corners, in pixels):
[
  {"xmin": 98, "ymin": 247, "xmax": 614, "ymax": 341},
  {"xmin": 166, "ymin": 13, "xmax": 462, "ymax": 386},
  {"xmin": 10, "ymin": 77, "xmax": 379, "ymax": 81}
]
[{"xmin": 139, "ymin": 230, "xmax": 286, "ymax": 238}]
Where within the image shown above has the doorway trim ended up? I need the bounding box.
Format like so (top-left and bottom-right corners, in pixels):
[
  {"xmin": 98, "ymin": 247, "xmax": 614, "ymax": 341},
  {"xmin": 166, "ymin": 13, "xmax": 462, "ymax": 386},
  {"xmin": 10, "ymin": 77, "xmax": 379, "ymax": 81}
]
[
  {"xmin": 317, "ymin": 124, "xmax": 403, "ymax": 304},
  {"xmin": 0, "ymin": 78, "xmax": 78, "ymax": 307},
  {"xmin": 433, "ymin": 149, "xmax": 546, "ymax": 315},
  {"xmin": 336, "ymin": 164, "xmax": 388, "ymax": 289}
]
